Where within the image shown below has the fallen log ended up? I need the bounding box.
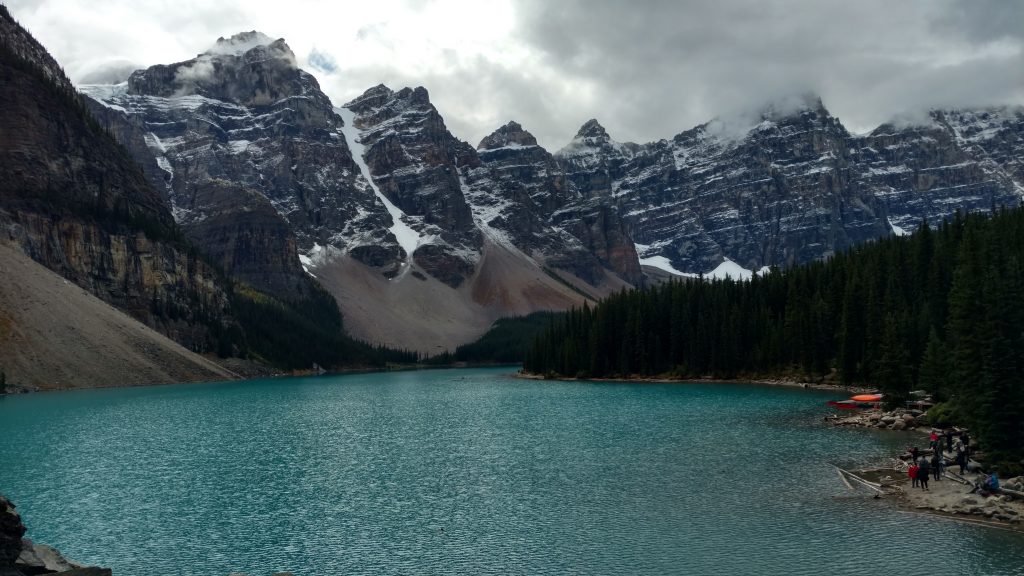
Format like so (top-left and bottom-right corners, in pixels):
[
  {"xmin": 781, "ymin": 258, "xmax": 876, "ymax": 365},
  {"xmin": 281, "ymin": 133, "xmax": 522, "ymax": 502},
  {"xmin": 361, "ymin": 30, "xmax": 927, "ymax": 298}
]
[{"xmin": 832, "ymin": 465, "xmax": 887, "ymax": 495}]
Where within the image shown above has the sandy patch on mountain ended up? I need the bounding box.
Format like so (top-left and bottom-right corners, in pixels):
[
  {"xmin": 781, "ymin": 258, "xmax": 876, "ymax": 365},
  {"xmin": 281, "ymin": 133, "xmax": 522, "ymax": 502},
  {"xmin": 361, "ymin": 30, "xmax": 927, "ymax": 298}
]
[{"xmin": 313, "ymin": 238, "xmax": 630, "ymax": 355}]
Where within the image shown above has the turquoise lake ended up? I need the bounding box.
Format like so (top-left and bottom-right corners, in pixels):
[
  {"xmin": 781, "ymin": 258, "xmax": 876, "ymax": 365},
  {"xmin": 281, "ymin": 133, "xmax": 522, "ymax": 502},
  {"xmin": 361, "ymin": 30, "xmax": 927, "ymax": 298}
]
[{"xmin": 1, "ymin": 367, "xmax": 1022, "ymax": 575}]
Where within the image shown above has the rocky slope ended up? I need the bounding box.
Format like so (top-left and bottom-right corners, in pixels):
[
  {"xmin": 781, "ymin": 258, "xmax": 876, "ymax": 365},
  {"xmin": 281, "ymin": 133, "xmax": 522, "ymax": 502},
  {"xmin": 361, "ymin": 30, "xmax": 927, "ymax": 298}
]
[
  {"xmin": 1, "ymin": 12, "xmax": 372, "ymax": 380},
  {"xmin": 472, "ymin": 121, "xmax": 642, "ymax": 285},
  {"xmin": 0, "ymin": 241, "xmax": 235, "ymax": 391},
  {"xmin": 321, "ymin": 87, "xmax": 635, "ymax": 351}
]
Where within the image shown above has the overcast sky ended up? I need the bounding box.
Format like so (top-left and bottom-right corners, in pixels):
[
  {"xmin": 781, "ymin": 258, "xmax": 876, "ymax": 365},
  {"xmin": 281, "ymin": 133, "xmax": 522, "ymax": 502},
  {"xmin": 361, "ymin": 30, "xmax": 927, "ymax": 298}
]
[{"xmin": 7, "ymin": 0, "xmax": 1023, "ymax": 150}]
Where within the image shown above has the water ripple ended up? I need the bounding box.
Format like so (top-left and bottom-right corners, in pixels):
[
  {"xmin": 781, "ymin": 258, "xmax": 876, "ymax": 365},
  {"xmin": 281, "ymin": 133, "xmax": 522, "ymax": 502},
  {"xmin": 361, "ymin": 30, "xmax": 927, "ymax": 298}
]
[{"xmin": 0, "ymin": 370, "xmax": 1022, "ymax": 575}]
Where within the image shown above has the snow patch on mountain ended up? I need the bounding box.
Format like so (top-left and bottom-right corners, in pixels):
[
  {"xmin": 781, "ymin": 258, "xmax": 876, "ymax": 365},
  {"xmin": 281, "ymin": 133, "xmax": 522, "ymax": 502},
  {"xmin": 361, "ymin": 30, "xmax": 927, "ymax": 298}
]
[
  {"xmin": 705, "ymin": 258, "xmax": 755, "ymax": 280},
  {"xmin": 888, "ymin": 218, "xmax": 910, "ymax": 237},
  {"xmin": 636, "ymin": 242, "xmax": 759, "ymax": 280},
  {"xmin": 635, "ymin": 243, "xmax": 696, "ymax": 277},
  {"xmin": 336, "ymin": 106, "xmax": 425, "ymax": 266}
]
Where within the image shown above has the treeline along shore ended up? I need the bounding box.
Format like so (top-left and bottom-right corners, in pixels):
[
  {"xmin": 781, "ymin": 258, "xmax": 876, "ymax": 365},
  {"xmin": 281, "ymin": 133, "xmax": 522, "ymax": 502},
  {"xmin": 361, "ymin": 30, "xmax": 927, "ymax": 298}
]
[{"xmin": 524, "ymin": 208, "xmax": 1024, "ymax": 473}]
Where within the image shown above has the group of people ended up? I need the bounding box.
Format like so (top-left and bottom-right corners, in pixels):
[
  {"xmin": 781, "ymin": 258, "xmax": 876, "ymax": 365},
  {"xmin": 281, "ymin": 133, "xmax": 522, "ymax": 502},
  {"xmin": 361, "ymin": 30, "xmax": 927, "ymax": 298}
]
[{"xmin": 906, "ymin": 428, "xmax": 973, "ymax": 491}]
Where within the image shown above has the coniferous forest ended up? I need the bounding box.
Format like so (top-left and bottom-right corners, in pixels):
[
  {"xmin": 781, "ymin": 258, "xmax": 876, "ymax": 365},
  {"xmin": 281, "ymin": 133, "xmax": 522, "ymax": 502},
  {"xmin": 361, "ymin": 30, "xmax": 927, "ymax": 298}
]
[{"xmin": 524, "ymin": 208, "xmax": 1024, "ymax": 470}]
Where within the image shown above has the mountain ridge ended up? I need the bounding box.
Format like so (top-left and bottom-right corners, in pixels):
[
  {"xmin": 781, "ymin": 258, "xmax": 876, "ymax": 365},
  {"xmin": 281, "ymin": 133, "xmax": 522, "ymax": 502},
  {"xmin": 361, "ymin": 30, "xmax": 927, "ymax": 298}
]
[{"xmin": 75, "ymin": 28, "xmax": 1024, "ymax": 352}]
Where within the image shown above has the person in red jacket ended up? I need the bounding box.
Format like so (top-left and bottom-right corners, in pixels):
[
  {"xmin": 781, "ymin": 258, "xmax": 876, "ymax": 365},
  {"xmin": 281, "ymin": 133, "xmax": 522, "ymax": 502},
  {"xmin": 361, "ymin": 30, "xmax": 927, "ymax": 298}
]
[{"xmin": 909, "ymin": 463, "xmax": 919, "ymax": 488}]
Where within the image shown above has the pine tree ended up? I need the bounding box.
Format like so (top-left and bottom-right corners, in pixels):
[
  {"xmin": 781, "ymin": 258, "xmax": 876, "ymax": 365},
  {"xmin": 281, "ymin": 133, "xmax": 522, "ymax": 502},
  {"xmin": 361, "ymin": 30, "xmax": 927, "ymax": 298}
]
[{"xmin": 917, "ymin": 328, "xmax": 949, "ymax": 400}]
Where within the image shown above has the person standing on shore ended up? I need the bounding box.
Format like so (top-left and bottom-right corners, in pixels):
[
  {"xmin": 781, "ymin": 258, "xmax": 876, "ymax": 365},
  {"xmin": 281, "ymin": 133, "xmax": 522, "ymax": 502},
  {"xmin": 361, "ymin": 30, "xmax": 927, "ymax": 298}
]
[
  {"xmin": 931, "ymin": 451, "xmax": 942, "ymax": 481},
  {"xmin": 910, "ymin": 463, "xmax": 920, "ymax": 488},
  {"xmin": 955, "ymin": 440, "xmax": 968, "ymax": 474},
  {"xmin": 945, "ymin": 429, "xmax": 954, "ymax": 452},
  {"xmin": 918, "ymin": 457, "xmax": 931, "ymax": 490}
]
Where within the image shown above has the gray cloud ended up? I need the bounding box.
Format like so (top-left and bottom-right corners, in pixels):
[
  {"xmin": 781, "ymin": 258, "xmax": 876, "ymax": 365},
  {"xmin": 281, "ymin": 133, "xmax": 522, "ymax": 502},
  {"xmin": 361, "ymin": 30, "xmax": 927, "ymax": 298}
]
[
  {"xmin": 510, "ymin": 0, "xmax": 1024, "ymax": 143},
  {"xmin": 78, "ymin": 59, "xmax": 141, "ymax": 84},
  {"xmin": 6, "ymin": 0, "xmax": 1022, "ymax": 151}
]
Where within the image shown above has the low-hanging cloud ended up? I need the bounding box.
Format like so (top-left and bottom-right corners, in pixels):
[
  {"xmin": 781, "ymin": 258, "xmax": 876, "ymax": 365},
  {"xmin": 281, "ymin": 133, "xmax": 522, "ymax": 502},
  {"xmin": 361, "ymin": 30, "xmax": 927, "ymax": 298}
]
[
  {"xmin": 6, "ymin": 0, "xmax": 1022, "ymax": 150},
  {"xmin": 512, "ymin": 0, "xmax": 1024, "ymax": 142}
]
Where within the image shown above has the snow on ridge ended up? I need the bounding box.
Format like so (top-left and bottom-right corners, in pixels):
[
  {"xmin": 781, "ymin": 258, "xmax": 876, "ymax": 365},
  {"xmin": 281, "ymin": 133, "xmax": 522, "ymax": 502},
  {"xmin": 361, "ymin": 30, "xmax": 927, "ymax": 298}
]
[
  {"xmin": 78, "ymin": 82, "xmax": 128, "ymax": 107},
  {"xmin": 143, "ymin": 132, "xmax": 174, "ymax": 185},
  {"xmin": 461, "ymin": 175, "xmax": 519, "ymax": 254},
  {"xmin": 298, "ymin": 243, "xmax": 326, "ymax": 274},
  {"xmin": 336, "ymin": 106, "xmax": 424, "ymax": 271}
]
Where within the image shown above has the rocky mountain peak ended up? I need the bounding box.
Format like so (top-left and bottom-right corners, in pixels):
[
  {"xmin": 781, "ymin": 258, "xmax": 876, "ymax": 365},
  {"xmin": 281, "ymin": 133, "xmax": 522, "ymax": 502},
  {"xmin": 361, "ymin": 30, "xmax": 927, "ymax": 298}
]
[
  {"xmin": 126, "ymin": 31, "xmax": 305, "ymax": 106},
  {"xmin": 478, "ymin": 121, "xmax": 539, "ymax": 150},
  {"xmin": 576, "ymin": 118, "xmax": 609, "ymax": 139},
  {"xmin": 394, "ymin": 85, "xmax": 431, "ymax": 105},
  {"xmin": 556, "ymin": 118, "xmax": 634, "ymax": 163},
  {"xmin": 344, "ymin": 83, "xmax": 395, "ymax": 112},
  {"xmin": 758, "ymin": 93, "xmax": 827, "ymax": 119}
]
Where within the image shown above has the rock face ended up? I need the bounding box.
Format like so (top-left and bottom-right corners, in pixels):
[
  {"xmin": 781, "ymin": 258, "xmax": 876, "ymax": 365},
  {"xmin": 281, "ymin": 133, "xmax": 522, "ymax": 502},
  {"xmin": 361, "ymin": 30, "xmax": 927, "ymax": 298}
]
[
  {"xmin": 0, "ymin": 6, "xmax": 234, "ymax": 352},
  {"xmin": 81, "ymin": 32, "xmax": 388, "ymax": 300},
  {"xmin": 74, "ymin": 27, "xmax": 1024, "ymax": 351},
  {"xmin": 17, "ymin": 539, "xmax": 81, "ymax": 574},
  {"xmin": 556, "ymin": 97, "xmax": 1024, "ymax": 275},
  {"xmin": 340, "ymin": 85, "xmax": 482, "ymax": 287},
  {"xmin": 0, "ymin": 495, "xmax": 25, "ymax": 571},
  {"xmin": 860, "ymin": 108, "xmax": 1024, "ymax": 235},
  {"xmin": 471, "ymin": 121, "xmax": 642, "ymax": 285},
  {"xmin": 83, "ymin": 49, "xmax": 638, "ymax": 351}
]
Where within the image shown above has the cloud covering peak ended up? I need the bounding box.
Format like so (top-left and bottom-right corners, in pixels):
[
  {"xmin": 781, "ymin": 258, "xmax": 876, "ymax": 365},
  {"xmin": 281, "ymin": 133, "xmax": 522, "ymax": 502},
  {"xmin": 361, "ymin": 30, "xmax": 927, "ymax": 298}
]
[
  {"xmin": 206, "ymin": 30, "xmax": 276, "ymax": 56},
  {"xmin": 8, "ymin": 0, "xmax": 1022, "ymax": 149}
]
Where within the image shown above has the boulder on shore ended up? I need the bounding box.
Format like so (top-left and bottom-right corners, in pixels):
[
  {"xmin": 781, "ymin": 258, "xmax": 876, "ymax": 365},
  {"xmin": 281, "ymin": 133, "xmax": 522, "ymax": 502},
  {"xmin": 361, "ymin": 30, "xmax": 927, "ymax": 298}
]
[
  {"xmin": 1, "ymin": 495, "xmax": 111, "ymax": 576},
  {"xmin": 17, "ymin": 539, "xmax": 81, "ymax": 574},
  {"xmin": 1, "ymin": 495, "xmax": 26, "ymax": 570}
]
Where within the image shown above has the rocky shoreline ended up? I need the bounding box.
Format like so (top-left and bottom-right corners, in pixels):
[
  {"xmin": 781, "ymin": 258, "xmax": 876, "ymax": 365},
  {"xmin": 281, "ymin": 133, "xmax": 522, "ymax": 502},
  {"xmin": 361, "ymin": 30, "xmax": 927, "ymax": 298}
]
[
  {"xmin": 825, "ymin": 407, "xmax": 1024, "ymax": 531},
  {"xmin": 825, "ymin": 406, "xmax": 928, "ymax": 431},
  {"xmin": 1, "ymin": 495, "xmax": 111, "ymax": 576}
]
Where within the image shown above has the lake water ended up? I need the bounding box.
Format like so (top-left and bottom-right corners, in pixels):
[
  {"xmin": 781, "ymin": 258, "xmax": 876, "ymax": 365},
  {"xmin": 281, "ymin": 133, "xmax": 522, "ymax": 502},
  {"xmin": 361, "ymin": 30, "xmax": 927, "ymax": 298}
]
[{"xmin": 1, "ymin": 368, "xmax": 1022, "ymax": 575}]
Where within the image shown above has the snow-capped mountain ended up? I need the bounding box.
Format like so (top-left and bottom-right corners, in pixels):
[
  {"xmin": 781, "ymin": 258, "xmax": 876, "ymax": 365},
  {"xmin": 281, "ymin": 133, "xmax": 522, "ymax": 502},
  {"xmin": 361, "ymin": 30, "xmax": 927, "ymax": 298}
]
[
  {"xmin": 82, "ymin": 33, "xmax": 394, "ymax": 299},
  {"xmin": 78, "ymin": 31, "xmax": 1024, "ymax": 352},
  {"xmin": 81, "ymin": 34, "xmax": 634, "ymax": 352},
  {"xmin": 471, "ymin": 121, "xmax": 642, "ymax": 286},
  {"xmin": 557, "ymin": 97, "xmax": 1024, "ymax": 277}
]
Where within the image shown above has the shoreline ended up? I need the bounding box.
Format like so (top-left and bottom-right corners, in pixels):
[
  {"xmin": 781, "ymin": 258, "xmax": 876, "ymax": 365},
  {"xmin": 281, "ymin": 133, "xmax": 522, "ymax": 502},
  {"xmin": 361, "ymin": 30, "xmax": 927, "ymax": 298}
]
[
  {"xmin": 514, "ymin": 370, "xmax": 870, "ymax": 393},
  {"xmin": 831, "ymin": 412, "xmax": 1024, "ymax": 532},
  {"xmin": 519, "ymin": 372, "xmax": 1024, "ymax": 533},
  {"xmin": 1, "ymin": 362, "xmax": 523, "ymax": 395}
]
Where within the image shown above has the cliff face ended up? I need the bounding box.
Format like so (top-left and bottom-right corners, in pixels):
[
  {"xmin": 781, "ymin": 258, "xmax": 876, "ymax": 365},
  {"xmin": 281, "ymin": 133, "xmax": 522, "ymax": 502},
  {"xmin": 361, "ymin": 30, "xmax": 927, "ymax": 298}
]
[
  {"xmin": 555, "ymin": 99, "xmax": 1024, "ymax": 276},
  {"xmin": 80, "ymin": 32, "xmax": 379, "ymax": 300},
  {"xmin": 0, "ymin": 7, "xmax": 233, "ymax": 352},
  {"xmin": 341, "ymin": 85, "xmax": 482, "ymax": 287},
  {"xmin": 472, "ymin": 121, "xmax": 642, "ymax": 285},
  {"xmin": 70, "ymin": 26, "xmax": 1023, "ymax": 352}
]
